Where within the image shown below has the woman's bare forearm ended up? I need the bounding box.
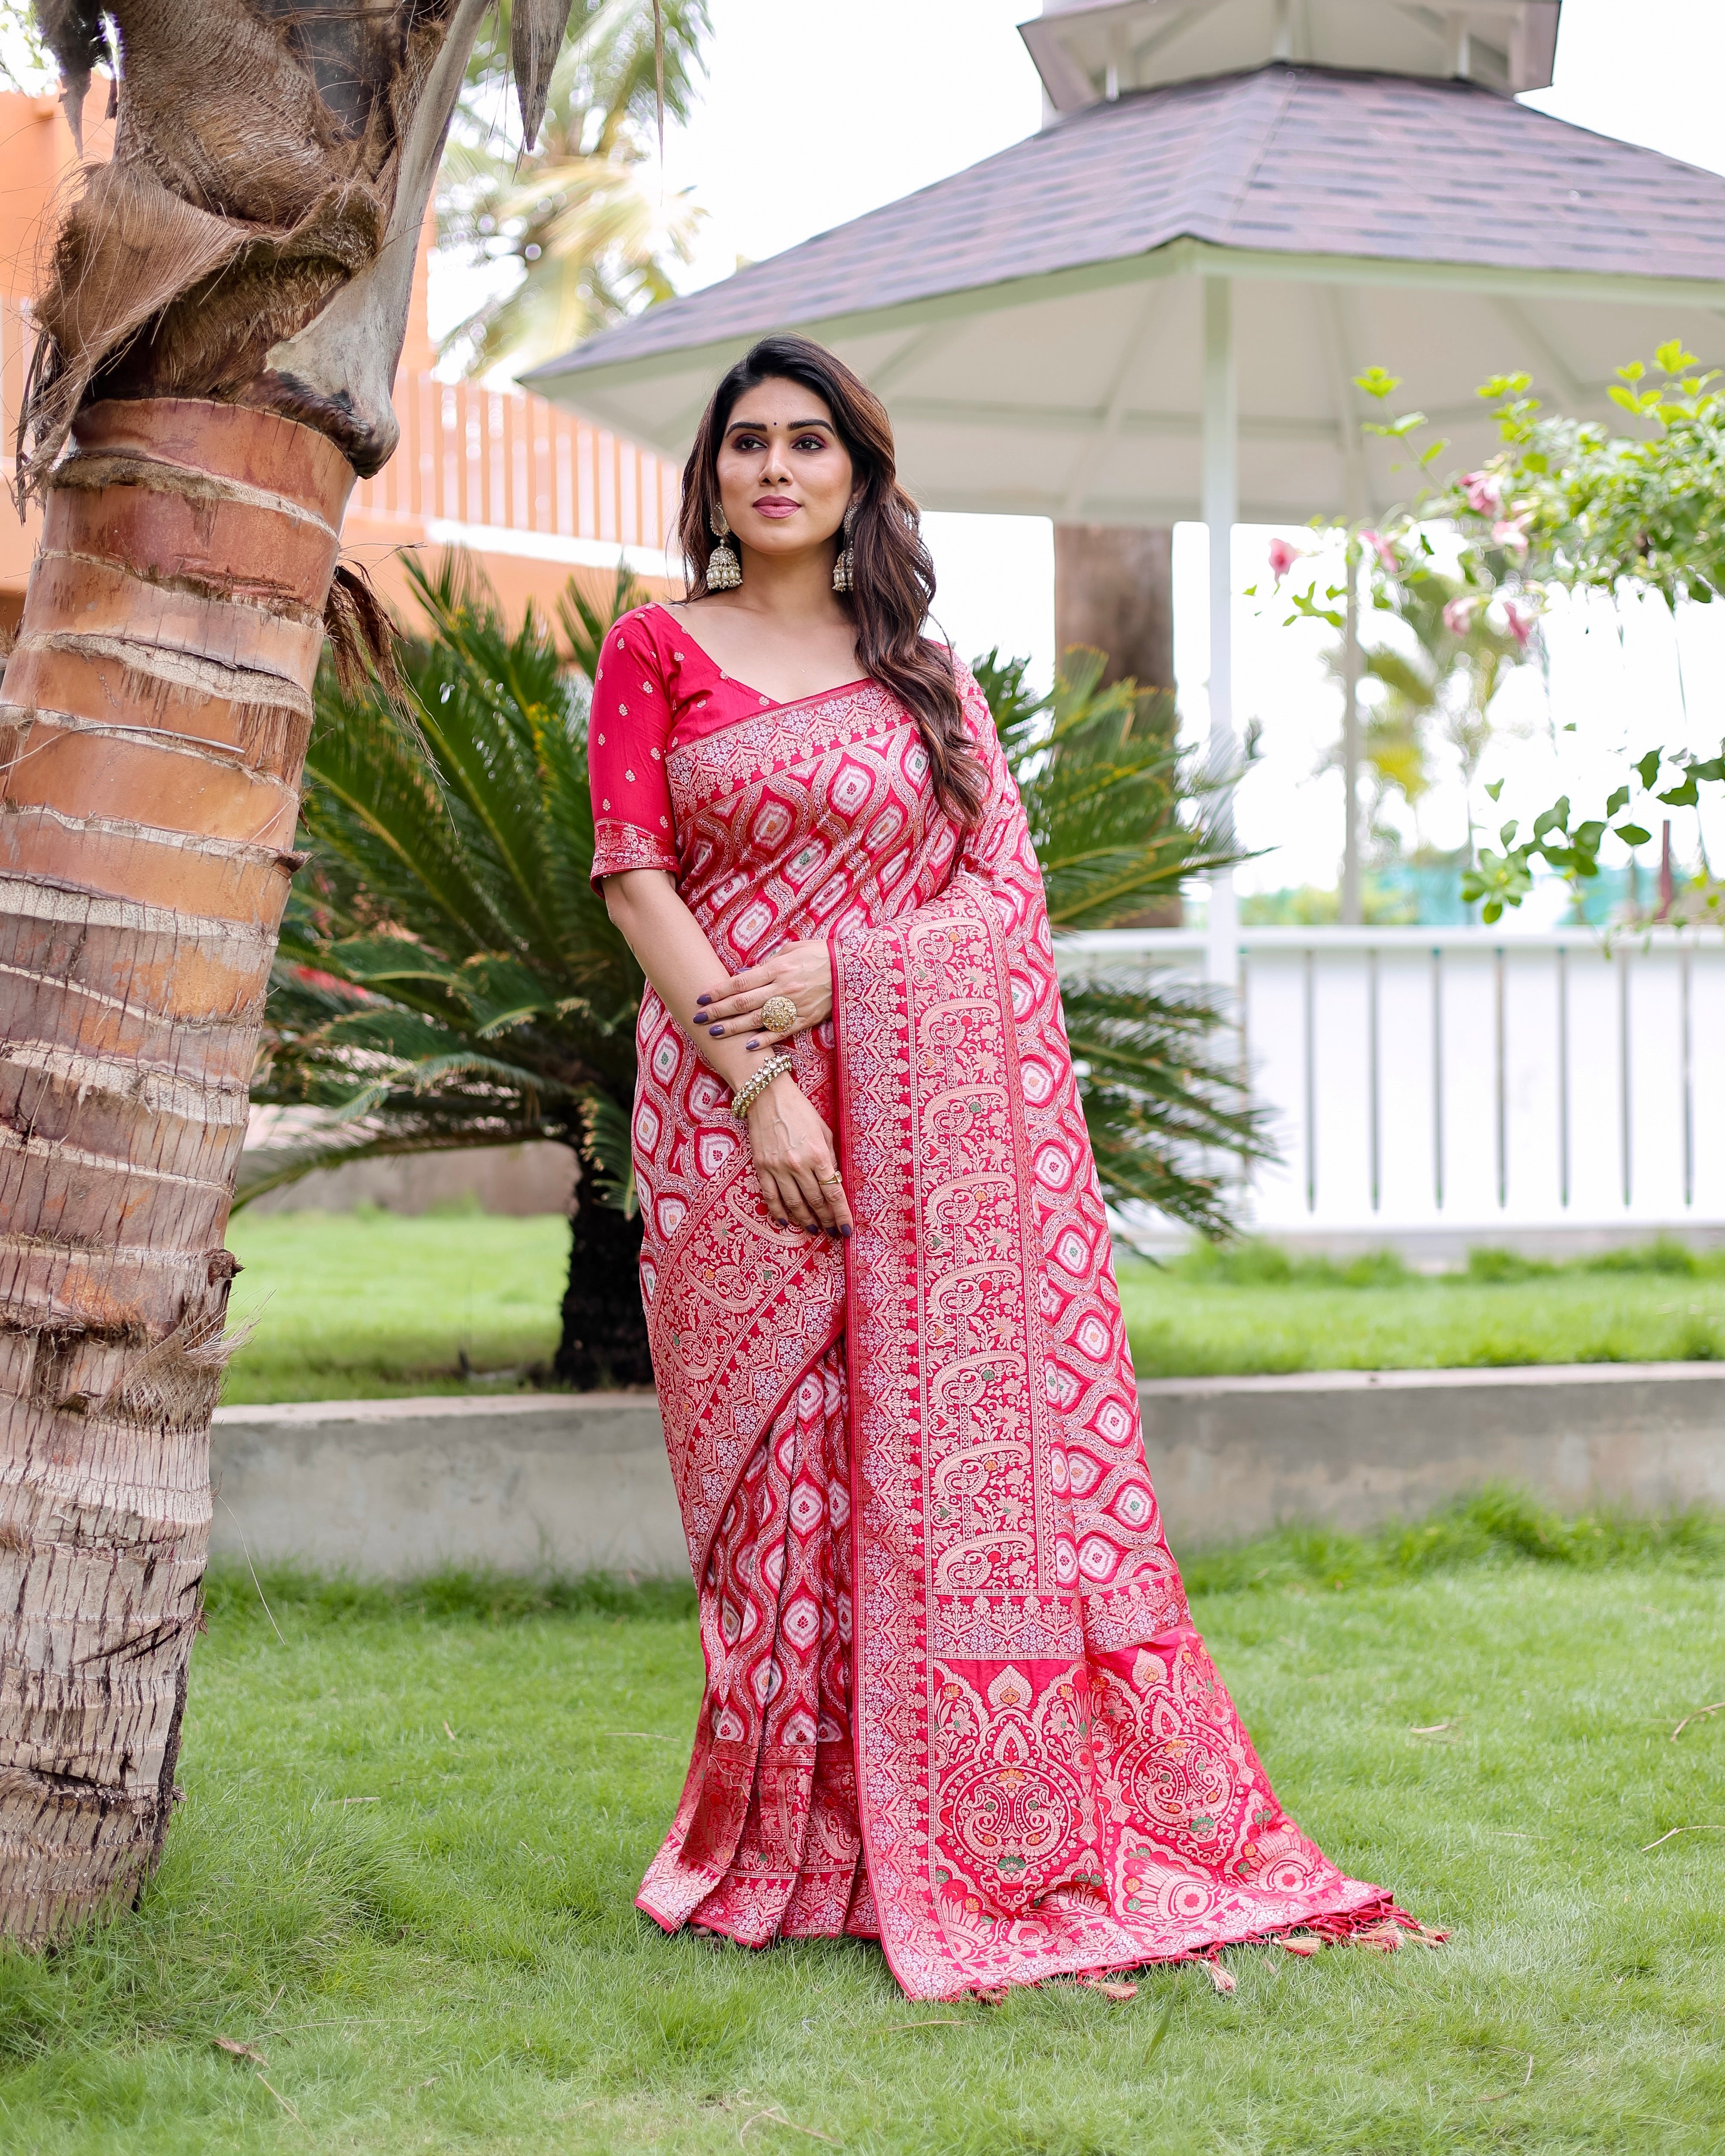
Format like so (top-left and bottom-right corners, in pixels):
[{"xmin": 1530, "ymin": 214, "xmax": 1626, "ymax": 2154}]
[{"xmin": 602, "ymin": 868, "xmax": 762, "ymax": 1096}]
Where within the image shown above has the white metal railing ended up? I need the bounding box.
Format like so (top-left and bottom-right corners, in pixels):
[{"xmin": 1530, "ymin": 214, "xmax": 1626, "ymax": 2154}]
[{"xmin": 1061, "ymin": 926, "xmax": 1725, "ymax": 1236}]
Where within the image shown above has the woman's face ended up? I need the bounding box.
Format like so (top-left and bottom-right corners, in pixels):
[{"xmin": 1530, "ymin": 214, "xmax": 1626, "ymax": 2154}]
[{"xmin": 713, "ymin": 376, "xmax": 856, "ymax": 565}]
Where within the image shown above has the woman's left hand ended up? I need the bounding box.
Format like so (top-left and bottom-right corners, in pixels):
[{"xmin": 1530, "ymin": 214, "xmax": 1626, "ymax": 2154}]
[{"xmin": 694, "ymin": 938, "xmax": 833, "ymax": 1050}]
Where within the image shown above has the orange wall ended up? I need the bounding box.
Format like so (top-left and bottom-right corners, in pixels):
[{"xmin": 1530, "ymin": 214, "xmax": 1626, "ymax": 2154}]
[
  {"xmin": 0, "ymin": 87, "xmax": 677, "ymax": 639},
  {"xmin": 0, "ymin": 87, "xmax": 117, "ymax": 631}
]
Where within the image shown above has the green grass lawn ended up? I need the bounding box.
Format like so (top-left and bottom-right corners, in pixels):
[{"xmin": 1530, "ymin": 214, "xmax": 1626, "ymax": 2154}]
[
  {"xmin": 1119, "ymin": 1266, "xmax": 1725, "ymax": 1378},
  {"xmin": 3, "ymin": 1497, "xmax": 1721, "ymax": 2153},
  {"xmin": 222, "ymin": 1209, "xmax": 569, "ymax": 1404},
  {"xmin": 1119, "ymin": 1238, "xmax": 1725, "ymax": 1379},
  {"xmin": 221, "ymin": 1212, "xmax": 1725, "ymax": 1404}
]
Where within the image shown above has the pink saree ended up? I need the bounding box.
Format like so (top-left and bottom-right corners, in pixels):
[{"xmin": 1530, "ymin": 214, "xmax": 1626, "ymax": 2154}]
[{"xmin": 597, "ymin": 617, "xmax": 1417, "ymax": 2000}]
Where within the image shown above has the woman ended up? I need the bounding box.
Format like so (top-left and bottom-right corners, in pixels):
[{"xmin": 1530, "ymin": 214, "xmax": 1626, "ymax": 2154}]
[{"xmin": 590, "ymin": 335, "xmax": 1421, "ymax": 2001}]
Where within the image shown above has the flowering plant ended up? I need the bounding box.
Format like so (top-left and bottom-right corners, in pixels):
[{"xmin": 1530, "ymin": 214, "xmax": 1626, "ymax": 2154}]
[{"xmin": 1347, "ymin": 348, "xmax": 1725, "ymax": 919}]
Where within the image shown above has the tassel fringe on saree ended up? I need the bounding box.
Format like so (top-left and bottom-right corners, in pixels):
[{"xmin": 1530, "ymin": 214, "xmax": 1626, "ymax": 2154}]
[{"xmin": 610, "ymin": 653, "xmax": 1424, "ymax": 2001}]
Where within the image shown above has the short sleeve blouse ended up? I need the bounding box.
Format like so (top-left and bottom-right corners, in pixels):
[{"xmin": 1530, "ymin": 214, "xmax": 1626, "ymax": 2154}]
[{"xmin": 588, "ymin": 603, "xmax": 797, "ymax": 885}]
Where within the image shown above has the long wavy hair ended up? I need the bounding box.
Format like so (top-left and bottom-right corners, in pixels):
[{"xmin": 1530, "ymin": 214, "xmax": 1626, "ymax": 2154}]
[{"xmin": 677, "ymin": 335, "xmax": 985, "ymax": 825}]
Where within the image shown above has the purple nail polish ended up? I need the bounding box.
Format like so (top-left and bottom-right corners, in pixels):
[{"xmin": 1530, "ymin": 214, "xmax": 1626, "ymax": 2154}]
[
  {"xmin": 709, "ymin": 1024, "xmax": 724, "ymax": 1036},
  {"xmin": 839, "ymin": 1225, "xmax": 852, "ymax": 1239},
  {"xmin": 746, "ymin": 1039, "xmax": 760, "ymax": 1051},
  {"xmin": 696, "ymin": 993, "xmax": 711, "ymax": 1005}
]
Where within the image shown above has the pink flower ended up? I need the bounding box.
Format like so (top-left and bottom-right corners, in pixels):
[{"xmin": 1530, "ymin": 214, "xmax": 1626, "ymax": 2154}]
[
  {"xmin": 1443, "ymin": 595, "xmax": 1478, "ymax": 634},
  {"xmin": 1362, "ymin": 528, "xmax": 1398, "ymax": 574},
  {"xmin": 1502, "ymin": 599, "xmax": 1534, "ymax": 649},
  {"xmin": 1462, "ymin": 469, "xmax": 1502, "ymax": 516},
  {"xmin": 1492, "ymin": 514, "xmax": 1532, "ymax": 561},
  {"xmin": 1267, "ymin": 536, "xmax": 1302, "ymax": 582}
]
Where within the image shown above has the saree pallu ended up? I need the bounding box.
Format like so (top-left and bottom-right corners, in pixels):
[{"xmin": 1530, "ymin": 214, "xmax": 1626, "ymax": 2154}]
[{"xmin": 627, "ymin": 663, "xmax": 1413, "ymax": 2000}]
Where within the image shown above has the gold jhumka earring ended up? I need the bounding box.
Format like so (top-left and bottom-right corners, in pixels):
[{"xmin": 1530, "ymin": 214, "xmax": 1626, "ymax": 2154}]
[
  {"xmin": 832, "ymin": 502, "xmax": 857, "ymax": 594},
  {"xmin": 707, "ymin": 503, "xmax": 742, "ymax": 590}
]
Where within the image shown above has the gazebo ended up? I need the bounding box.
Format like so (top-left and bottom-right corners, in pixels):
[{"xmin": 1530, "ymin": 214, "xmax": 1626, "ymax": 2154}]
[{"xmin": 527, "ymin": 0, "xmax": 1725, "ymax": 978}]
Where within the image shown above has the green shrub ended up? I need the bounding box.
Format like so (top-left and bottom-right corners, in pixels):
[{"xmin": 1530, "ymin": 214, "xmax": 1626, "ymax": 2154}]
[
  {"xmin": 1462, "ymin": 1245, "xmax": 1557, "ymax": 1283},
  {"xmin": 201, "ymin": 1563, "xmax": 698, "ymax": 1629},
  {"xmin": 1337, "ymin": 1248, "xmax": 1411, "ymax": 1289},
  {"xmin": 1179, "ymin": 1483, "xmax": 1725, "ymax": 1596},
  {"xmin": 1584, "ymin": 1235, "xmax": 1702, "ymax": 1276},
  {"xmin": 1170, "ymin": 1239, "xmax": 1408, "ymax": 1289},
  {"xmin": 1184, "ymin": 1238, "xmax": 1293, "ymax": 1285}
]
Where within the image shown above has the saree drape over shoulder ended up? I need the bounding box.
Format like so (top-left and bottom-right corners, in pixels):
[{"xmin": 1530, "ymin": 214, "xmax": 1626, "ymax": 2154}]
[{"xmin": 590, "ymin": 605, "xmax": 1414, "ymax": 2001}]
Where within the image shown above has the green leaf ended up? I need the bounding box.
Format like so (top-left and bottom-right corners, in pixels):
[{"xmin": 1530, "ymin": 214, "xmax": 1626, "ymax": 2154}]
[
  {"xmin": 1605, "ymin": 785, "xmax": 1631, "ymax": 818},
  {"xmin": 1484, "ymin": 779, "xmax": 1505, "ymax": 802},
  {"xmin": 1657, "ymin": 778, "xmax": 1700, "ymax": 807},
  {"xmin": 1353, "ymin": 366, "xmax": 1402, "ymax": 401},
  {"xmin": 1634, "ymin": 749, "xmax": 1664, "ymax": 790},
  {"xmin": 1615, "ymin": 823, "xmax": 1653, "ymax": 847}
]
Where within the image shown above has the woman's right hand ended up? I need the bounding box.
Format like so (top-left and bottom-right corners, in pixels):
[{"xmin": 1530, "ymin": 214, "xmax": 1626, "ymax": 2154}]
[{"xmin": 747, "ymin": 1076, "xmax": 854, "ymax": 1237}]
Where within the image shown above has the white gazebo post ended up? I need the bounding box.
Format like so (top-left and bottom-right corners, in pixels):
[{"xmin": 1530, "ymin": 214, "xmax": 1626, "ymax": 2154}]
[
  {"xmin": 1202, "ymin": 275, "xmax": 1240, "ymax": 993},
  {"xmin": 1341, "ymin": 536, "xmax": 1363, "ymax": 923}
]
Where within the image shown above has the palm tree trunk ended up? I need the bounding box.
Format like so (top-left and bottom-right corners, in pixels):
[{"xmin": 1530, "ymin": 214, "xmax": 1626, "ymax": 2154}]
[
  {"xmin": 554, "ymin": 1181, "xmax": 653, "ymax": 1390},
  {"xmin": 0, "ymin": 397, "xmax": 351, "ymax": 1943}
]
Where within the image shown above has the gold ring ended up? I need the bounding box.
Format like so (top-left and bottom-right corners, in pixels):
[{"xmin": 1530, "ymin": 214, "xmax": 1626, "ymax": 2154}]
[
  {"xmin": 819, "ymin": 1172, "xmax": 844, "ymax": 1186},
  {"xmin": 761, "ymin": 994, "xmax": 798, "ymax": 1034}
]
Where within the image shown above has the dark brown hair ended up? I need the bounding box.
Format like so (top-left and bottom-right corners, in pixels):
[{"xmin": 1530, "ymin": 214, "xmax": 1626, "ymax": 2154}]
[{"xmin": 677, "ymin": 335, "xmax": 985, "ymax": 825}]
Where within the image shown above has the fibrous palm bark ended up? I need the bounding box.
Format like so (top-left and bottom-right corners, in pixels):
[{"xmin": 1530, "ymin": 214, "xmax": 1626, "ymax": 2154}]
[
  {"xmin": 0, "ymin": 0, "xmax": 571, "ymax": 1943},
  {"xmin": 0, "ymin": 400, "xmax": 353, "ymax": 1939}
]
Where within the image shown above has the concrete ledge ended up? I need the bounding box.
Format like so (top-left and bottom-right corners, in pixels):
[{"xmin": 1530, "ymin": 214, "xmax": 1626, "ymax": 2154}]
[
  {"xmin": 1135, "ymin": 1363, "xmax": 1725, "ymax": 1542},
  {"xmin": 211, "ymin": 1391, "xmax": 678, "ymax": 1579},
  {"xmin": 210, "ymin": 1363, "xmax": 1725, "ymax": 1579}
]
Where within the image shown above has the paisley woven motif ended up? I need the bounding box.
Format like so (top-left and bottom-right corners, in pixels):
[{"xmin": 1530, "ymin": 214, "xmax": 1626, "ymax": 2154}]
[{"xmin": 614, "ymin": 652, "xmax": 1416, "ymax": 1997}]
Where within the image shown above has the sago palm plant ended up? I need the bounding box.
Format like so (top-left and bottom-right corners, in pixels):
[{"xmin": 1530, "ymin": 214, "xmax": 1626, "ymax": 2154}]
[
  {"xmin": 254, "ymin": 586, "xmax": 1266, "ymax": 1387},
  {"xmin": 254, "ymin": 554, "xmax": 652, "ymax": 1385}
]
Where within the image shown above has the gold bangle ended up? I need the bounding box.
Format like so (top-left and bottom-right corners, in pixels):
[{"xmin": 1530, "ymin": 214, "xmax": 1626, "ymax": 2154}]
[{"xmin": 731, "ymin": 1052, "xmax": 794, "ymax": 1120}]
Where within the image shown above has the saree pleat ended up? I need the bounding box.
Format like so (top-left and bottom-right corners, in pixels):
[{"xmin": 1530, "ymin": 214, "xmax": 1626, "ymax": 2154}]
[
  {"xmin": 606, "ymin": 630, "xmax": 1421, "ymax": 2000},
  {"xmin": 639, "ymin": 1345, "xmax": 877, "ymax": 1945}
]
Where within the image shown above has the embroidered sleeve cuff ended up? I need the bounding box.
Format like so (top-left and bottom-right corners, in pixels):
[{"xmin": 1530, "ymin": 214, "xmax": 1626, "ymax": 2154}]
[{"xmin": 592, "ymin": 818, "xmax": 680, "ymax": 884}]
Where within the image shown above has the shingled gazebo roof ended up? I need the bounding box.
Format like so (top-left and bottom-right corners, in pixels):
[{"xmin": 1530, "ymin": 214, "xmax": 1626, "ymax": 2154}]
[{"xmin": 527, "ymin": 64, "xmax": 1725, "ymax": 524}]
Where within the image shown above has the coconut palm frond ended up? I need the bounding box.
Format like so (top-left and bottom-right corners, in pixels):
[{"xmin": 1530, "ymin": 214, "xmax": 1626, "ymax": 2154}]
[
  {"xmin": 445, "ymin": 157, "xmax": 705, "ymax": 378},
  {"xmin": 442, "ymin": 0, "xmax": 710, "ymax": 378}
]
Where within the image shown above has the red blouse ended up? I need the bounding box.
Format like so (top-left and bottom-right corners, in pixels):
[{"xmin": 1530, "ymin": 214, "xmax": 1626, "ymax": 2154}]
[{"xmin": 589, "ymin": 602, "xmax": 848, "ymax": 885}]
